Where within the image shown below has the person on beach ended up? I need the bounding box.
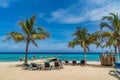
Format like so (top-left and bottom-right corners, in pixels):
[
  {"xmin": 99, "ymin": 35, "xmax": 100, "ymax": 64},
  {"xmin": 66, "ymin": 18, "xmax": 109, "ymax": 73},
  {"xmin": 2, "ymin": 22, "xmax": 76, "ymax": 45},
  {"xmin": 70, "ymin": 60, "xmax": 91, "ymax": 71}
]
[
  {"xmin": 33, "ymin": 54, "xmax": 36, "ymax": 60},
  {"xmin": 19, "ymin": 57, "xmax": 23, "ymax": 62}
]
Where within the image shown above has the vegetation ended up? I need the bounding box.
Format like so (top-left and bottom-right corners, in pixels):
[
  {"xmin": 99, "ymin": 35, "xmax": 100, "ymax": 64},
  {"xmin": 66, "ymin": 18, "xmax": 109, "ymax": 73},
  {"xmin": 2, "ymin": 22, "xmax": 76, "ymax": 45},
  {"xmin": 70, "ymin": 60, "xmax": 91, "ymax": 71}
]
[
  {"xmin": 99, "ymin": 13, "xmax": 120, "ymax": 54},
  {"xmin": 68, "ymin": 12, "xmax": 120, "ymax": 63},
  {"xmin": 68, "ymin": 27, "xmax": 98, "ymax": 64},
  {"xmin": 5, "ymin": 15, "xmax": 50, "ymax": 63}
]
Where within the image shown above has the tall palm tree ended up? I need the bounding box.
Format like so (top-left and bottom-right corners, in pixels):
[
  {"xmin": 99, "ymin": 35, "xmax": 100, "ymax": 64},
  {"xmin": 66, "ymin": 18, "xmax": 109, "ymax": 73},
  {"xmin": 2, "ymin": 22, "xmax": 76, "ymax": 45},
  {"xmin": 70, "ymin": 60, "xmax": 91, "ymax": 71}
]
[
  {"xmin": 5, "ymin": 15, "xmax": 50, "ymax": 63},
  {"xmin": 100, "ymin": 13, "xmax": 120, "ymax": 54},
  {"xmin": 68, "ymin": 27, "xmax": 98, "ymax": 64}
]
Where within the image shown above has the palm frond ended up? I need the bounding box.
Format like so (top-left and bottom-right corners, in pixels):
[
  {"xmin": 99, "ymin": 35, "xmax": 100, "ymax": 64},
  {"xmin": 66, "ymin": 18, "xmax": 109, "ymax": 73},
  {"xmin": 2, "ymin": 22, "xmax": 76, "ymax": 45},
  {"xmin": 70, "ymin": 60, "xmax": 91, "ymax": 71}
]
[
  {"xmin": 32, "ymin": 27, "xmax": 46, "ymax": 33},
  {"xmin": 30, "ymin": 38, "xmax": 38, "ymax": 47},
  {"xmin": 32, "ymin": 32, "xmax": 50, "ymax": 40},
  {"xmin": 68, "ymin": 41, "xmax": 76, "ymax": 48},
  {"xmin": 19, "ymin": 21, "xmax": 30, "ymax": 34},
  {"xmin": 100, "ymin": 22, "xmax": 113, "ymax": 31},
  {"xmin": 29, "ymin": 15, "xmax": 36, "ymax": 30},
  {"xmin": 5, "ymin": 32, "xmax": 25, "ymax": 42}
]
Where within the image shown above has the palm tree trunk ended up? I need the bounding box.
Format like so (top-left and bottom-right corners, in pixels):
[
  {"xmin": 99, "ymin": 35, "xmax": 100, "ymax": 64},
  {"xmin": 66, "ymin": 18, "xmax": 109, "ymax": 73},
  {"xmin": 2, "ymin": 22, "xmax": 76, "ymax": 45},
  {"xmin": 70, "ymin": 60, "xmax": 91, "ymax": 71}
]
[
  {"xmin": 84, "ymin": 48, "xmax": 87, "ymax": 65},
  {"xmin": 25, "ymin": 40, "xmax": 29, "ymax": 63}
]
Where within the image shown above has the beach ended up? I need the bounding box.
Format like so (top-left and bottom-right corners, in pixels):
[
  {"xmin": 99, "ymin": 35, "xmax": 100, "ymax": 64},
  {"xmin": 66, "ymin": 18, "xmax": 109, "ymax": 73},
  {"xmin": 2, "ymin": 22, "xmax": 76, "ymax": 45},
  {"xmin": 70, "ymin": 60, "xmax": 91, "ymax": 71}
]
[{"xmin": 0, "ymin": 61, "xmax": 118, "ymax": 80}]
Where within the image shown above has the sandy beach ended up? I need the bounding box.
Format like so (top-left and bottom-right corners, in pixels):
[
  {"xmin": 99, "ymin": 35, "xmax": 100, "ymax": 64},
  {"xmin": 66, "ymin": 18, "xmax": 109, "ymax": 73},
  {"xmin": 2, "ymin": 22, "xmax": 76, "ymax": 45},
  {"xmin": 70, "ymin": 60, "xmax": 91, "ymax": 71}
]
[{"xmin": 0, "ymin": 61, "xmax": 118, "ymax": 80}]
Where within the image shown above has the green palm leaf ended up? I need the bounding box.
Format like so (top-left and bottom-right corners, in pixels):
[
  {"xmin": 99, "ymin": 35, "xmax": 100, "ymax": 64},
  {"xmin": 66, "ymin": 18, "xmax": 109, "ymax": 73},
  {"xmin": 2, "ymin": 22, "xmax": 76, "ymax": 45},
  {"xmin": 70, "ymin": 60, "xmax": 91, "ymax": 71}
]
[{"xmin": 5, "ymin": 15, "xmax": 50, "ymax": 63}]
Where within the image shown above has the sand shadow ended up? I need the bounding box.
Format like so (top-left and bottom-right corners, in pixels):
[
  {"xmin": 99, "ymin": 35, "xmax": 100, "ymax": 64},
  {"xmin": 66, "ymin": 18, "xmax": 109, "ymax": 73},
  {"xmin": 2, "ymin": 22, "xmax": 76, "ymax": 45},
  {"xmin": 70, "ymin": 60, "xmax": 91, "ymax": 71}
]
[
  {"xmin": 86, "ymin": 64, "xmax": 113, "ymax": 68},
  {"xmin": 9, "ymin": 64, "xmax": 23, "ymax": 67}
]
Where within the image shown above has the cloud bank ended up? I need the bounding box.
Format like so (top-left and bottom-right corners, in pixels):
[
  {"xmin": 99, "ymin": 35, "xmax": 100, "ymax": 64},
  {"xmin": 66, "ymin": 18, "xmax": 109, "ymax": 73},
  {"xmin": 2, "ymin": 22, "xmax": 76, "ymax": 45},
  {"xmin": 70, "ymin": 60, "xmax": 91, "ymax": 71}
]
[{"xmin": 49, "ymin": 0, "xmax": 120, "ymax": 24}]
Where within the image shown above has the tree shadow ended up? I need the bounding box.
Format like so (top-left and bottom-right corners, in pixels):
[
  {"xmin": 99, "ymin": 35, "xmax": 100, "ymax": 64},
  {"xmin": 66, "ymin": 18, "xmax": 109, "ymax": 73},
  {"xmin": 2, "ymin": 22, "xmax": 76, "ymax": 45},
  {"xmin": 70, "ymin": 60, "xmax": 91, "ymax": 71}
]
[{"xmin": 86, "ymin": 64, "xmax": 113, "ymax": 68}]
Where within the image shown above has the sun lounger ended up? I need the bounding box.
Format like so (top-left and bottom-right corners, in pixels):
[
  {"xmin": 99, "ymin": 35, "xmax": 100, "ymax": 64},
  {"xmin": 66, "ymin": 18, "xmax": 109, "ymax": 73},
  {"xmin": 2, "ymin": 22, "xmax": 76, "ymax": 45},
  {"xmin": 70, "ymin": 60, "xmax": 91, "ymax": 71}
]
[
  {"xmin": 22, "ymin": 63, "xmax": 41, "ymax": 70},
  {"xmin": 22, "ymin": 63, "xmax": 30, "ymax": 70},
  {"xmin": 30, "ymin": 63, "xmax": 40, "ymax": 70},
  {"xmin": 64, "ymin": 60, "xmax": 69, "ymax": 65},
  {"xmin": 54, "ymin": 61, "xmax": 63, "ymax": 69},
  {"xmin": 109, "ymin": 69, "xmax": 120, "ymax": 79},
  {"xmin": 59, "ymin": 60, "xmax": 64, "ymax": 69},
  {"xmin": 43, "ymin": 62, "xmax": 52, "ymax": 70},
  {"xmin": 80, "ymin": 60, "xmax": 85, "ymax": 65},
  {"xmin": 72, "ymin": 60, "xmax": 77, "ymax": 65}
]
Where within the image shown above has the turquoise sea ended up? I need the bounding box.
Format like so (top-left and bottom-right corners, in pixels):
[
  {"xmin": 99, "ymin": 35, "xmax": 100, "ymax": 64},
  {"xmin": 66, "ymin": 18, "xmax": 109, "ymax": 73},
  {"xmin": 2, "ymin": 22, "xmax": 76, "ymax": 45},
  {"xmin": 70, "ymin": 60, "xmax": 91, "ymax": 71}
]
[{"xmin": 0, "ymin": 52, "xmax": 100, "ymax": 62}]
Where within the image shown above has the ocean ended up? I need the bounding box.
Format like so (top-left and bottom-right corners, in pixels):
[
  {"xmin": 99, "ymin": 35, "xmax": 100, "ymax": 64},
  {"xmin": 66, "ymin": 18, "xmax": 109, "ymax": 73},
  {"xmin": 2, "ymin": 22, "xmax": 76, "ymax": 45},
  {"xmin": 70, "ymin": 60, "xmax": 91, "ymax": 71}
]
[{"xmin": 0, "ymin": 52, "xmax": 100, "ymax": 62}]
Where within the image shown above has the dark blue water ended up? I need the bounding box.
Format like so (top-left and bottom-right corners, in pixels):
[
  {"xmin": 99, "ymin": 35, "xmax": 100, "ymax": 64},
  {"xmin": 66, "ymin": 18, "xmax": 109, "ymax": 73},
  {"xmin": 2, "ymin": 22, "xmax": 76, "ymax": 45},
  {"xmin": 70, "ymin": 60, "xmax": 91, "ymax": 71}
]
[{"xmin": 0, "ymin": 52, "xmax": 100, "ymax": 62}]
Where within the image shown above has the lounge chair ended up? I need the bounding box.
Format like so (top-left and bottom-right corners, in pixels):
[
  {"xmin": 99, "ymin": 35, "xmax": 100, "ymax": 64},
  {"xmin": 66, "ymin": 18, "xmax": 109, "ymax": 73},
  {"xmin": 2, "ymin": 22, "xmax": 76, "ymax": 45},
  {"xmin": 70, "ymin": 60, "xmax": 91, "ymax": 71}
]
[
  {"xmin": 72, "ymin": 60, "xmax": 77, "ymax": 65},
  {"xmin": 80, "ymin": 60, "xmax": 85, "ymax": 65},
  {"xmin": 43, "ymin": 62, "xmax": 52, "ymax": 70},
  {"xmin": 59, "ymin": 60, "xmax": 64, "ymax": 69},
  {"xmin": 54, "ymin": 61, "xmax": 63, "ymax": 69},
  {"xmin": 30, "ymin": 63, "xmax": 40, "ymax": 70},
  {"xmin": 22, "ymin": 63, "xmax": 40, "ymax": 70},
  {"xmin": 22, "ymin": 63, "xmax": 34, "ymax": 70},
  {"xmin": 64, "ymin": 60, "xmax": 69, "ymax": 65},
  {"xmin": 109, "ymin": 69, "xmax": 120, "ymax": 79}
]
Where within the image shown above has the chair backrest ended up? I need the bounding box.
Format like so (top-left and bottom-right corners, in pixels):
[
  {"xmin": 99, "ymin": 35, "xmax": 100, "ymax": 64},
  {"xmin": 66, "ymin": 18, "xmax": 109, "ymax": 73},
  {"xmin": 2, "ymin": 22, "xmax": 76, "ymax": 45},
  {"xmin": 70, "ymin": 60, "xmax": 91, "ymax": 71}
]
[
  {"xmin": 31, "ymin": 63, "xmax": 37, "ymax": 67},
  {"xmin": 54, "ymin": 61, "xmax": 60, "ymax": 67},
  {"xmin": 44, "ymin": 62, "xmax": 50, "ymax": 67},
  {"xmin": 65, "ymin": 60, "xmax": 69, "ymax": 63},
  {"xmin": 73, "ymin": 60, "xmax": 76, "ymax": 64},
  {"xmin": 80, "ymin": 60, "xmax": 85, "ymax": 65}
]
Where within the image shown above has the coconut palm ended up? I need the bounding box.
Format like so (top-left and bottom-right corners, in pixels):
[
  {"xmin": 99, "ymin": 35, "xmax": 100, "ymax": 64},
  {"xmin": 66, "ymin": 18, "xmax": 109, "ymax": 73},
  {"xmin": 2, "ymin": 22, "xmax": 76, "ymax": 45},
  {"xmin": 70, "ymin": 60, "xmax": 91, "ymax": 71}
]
[
  {"xmin": 5, "ymin": 15, "xmax": 50, "ymax": 63},
  {"xmin": 68, "ymin": 27, "xmax": 98, "ymax": 64},
  {"xmin": 100, "ymin": 13, "xmax": 120, "ymax": 54}
]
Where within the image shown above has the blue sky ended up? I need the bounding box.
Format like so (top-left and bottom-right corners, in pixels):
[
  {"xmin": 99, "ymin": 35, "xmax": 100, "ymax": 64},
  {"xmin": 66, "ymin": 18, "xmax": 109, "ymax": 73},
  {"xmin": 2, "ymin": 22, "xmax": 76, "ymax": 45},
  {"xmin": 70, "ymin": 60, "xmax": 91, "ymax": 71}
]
[{"xmin": 0, "ymin": 0, "xmax": 119, "ymax": 52}]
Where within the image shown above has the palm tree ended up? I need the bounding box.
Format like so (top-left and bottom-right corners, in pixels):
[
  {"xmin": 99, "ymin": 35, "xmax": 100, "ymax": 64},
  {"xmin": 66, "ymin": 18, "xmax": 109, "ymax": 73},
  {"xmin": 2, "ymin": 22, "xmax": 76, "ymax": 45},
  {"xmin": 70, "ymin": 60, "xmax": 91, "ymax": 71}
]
[
  {"xmin": 5, "ymin": 15, "xmax": 50, "ymax": 63},
  {"xmin": 100, "ymin": 13, "xmax": 120, "ymax": 54},
  {"xmin": 68, "ymin": 27, "xmax": 98, "ymax": 64}
]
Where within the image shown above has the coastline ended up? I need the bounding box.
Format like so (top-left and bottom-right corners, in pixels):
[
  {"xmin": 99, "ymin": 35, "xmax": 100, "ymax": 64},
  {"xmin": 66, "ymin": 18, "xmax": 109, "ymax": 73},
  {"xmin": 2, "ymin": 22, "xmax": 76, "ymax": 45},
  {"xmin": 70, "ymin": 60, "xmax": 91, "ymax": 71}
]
[{"xmin": 0, "ymin": 60, "xmax": 117, "ymax": 80}]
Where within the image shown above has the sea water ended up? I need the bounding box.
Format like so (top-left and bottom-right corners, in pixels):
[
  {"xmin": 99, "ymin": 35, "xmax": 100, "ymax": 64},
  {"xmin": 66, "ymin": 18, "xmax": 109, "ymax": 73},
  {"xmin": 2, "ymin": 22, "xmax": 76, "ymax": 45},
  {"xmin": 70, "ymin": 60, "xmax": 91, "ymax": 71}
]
[{"xmin": 0, "ymin": 52, "xmax": 100, "ymax": 62}]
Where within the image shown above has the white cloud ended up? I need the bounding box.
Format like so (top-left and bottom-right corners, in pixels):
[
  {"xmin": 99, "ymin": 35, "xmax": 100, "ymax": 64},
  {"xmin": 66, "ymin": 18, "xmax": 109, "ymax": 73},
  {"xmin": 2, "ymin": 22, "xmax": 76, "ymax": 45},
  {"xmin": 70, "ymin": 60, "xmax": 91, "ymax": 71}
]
[
  {"xmin": 39, "ymin": 13, "xmax": 45, "ymax": 18},
  {"xmin": 0, "ymin": 0, "xmax": 19, "ymax": 8},
  {"xmin": 49, "ymin": 0, "xmax": 120, "ymax": 24},
  {"xmin": 87, "ymin": 0, "xmax": 107, "ymax": 4},
  {"xmin": 88, "ymin": 3, "xmax": 120, "ymax": 21}
]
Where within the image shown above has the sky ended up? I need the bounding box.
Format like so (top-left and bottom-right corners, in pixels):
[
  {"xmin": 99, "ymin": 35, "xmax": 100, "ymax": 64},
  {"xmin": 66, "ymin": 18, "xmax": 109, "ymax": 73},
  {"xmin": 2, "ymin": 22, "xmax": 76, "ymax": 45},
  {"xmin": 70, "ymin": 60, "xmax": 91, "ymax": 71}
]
[{"xmin": 0, "ymin": 0, "xmax": 119, "ymax": 52}]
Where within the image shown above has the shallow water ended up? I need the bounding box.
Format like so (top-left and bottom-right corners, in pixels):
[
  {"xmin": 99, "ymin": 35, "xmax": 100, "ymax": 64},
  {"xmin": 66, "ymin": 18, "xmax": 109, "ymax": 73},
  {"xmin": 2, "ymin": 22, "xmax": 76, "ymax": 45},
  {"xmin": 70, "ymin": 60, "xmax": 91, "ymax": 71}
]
[{"xmin": 0, "ymin": 52, "xmax": 100, "ymax": 62}]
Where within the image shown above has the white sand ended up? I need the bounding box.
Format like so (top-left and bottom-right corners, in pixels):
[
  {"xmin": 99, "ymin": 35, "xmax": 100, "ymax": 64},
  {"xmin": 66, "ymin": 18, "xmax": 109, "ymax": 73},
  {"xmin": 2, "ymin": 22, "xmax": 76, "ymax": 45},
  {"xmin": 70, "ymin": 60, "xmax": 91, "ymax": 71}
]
[{"xmin": 0, "ymin": 61, "xmax": 118, "ymax": 80}]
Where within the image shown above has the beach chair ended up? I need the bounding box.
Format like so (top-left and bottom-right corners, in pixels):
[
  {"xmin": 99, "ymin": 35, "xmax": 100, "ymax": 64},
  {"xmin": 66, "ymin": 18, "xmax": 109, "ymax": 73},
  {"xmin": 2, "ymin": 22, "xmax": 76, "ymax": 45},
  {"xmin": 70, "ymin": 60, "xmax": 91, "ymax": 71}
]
[
  {"xmin": 43, "ymin": 62, "xmax": 52, "ymax": 70},
  {"xmin": 54, "ymin": 61, "xmax": 63, "ymax": 69},
  {"xmin": 64, "ymin": 60, "xmax": 69, "ymax": 65},
  {"xmin": 80, "ymin": 60, "xmax": 85, "ymax": 65},
  {"xmin": 109, "ymin": 62, "xmax": 120, "ymax": 79},
  {"xmin": 22, "ymin": 63, "xmax": 31, "ymax": 70},
  {"xmin": 22, "ymin": 63, "xmax": 40, "ymax": 70},
  {"xmin": 30, "ymin": 63, "xmax": 40, "ymax": 70},
  {"xmin": 109, "ymin": 69, "xmax": 120, "ymax": 79},
  {"xmin": 59, "ymin": 60, "xmax": 64, "ymax": 69},
  {"xmin": 72, "ymin": 60, "xmax": 77, "ymax": 65}
]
